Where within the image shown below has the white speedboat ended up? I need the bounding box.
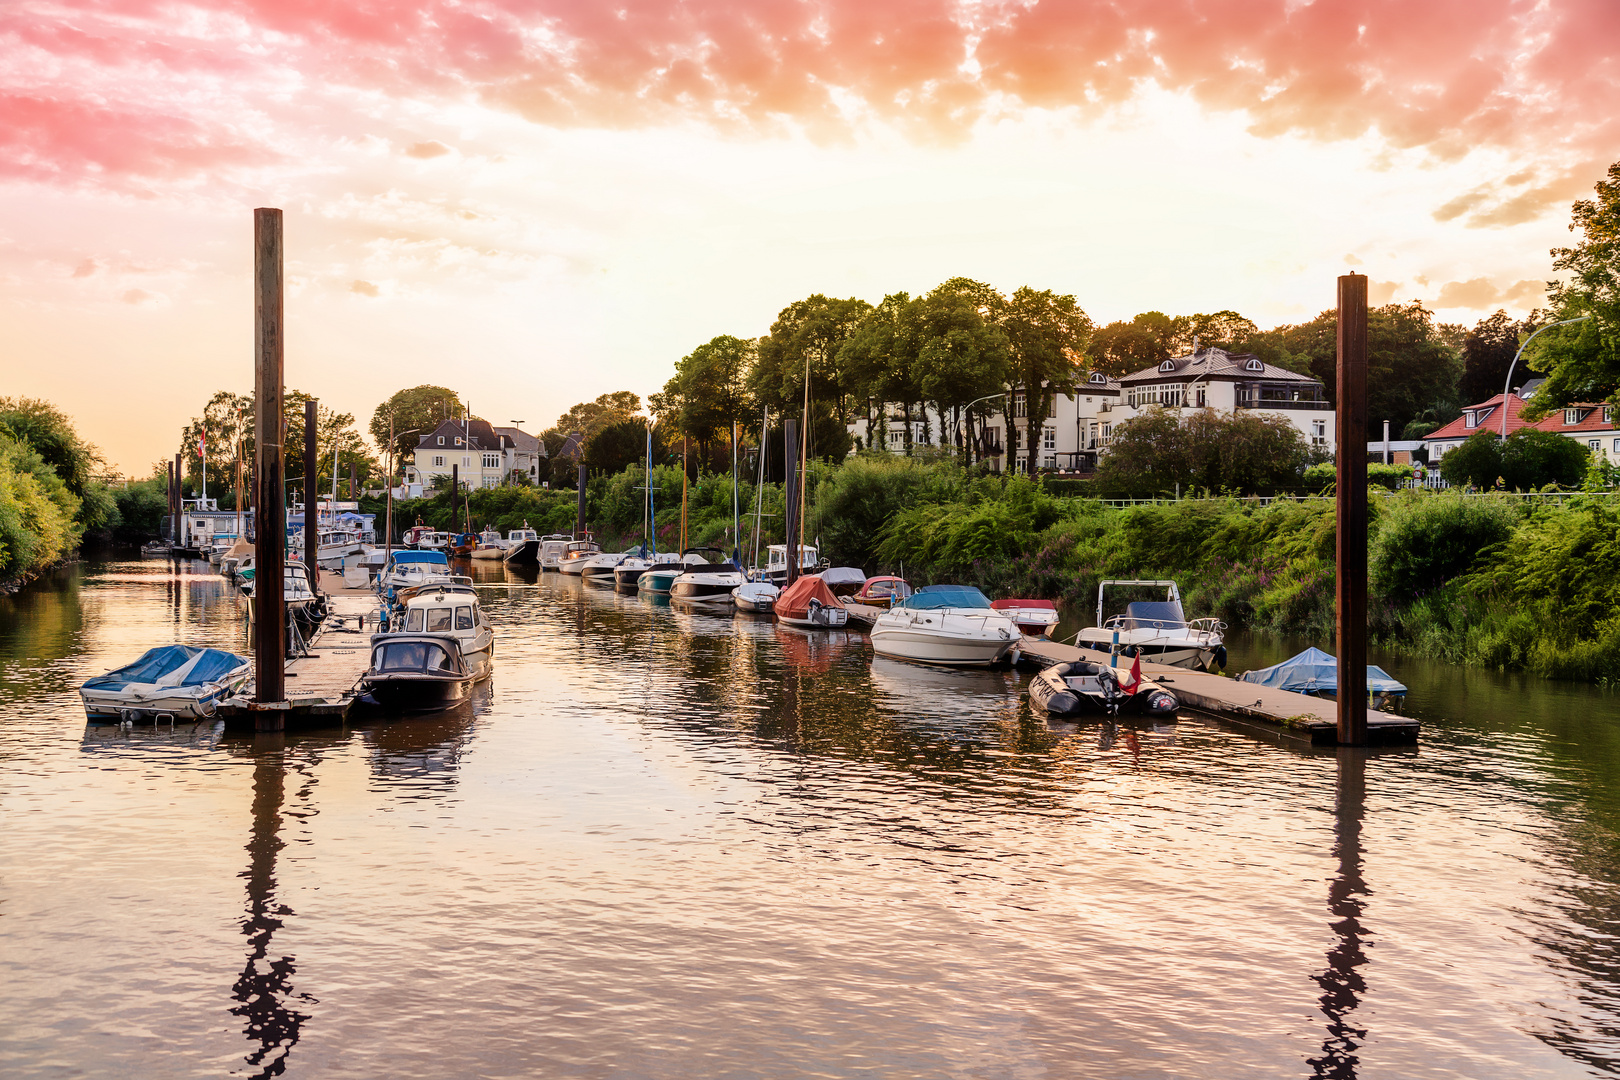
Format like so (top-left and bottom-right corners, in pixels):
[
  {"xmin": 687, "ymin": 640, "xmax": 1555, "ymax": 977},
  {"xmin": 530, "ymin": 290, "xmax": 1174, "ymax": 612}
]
[
  {"xmin": 1073, "ymin": 580, "xmax": 1226, "ymax": 671},
  {"xmin": 79, "ymin": 645, "xmax": 251, "ymax": 723},
  {"xmin": 378, "ymin": 549, "xmax": 454, "ymax": 602},
  {"xmin": 556, "ymin": 539, "xmax": 603, "ymax": 575},
  {"xmin": 669, "ymin": 549, "xmax": 745, "ymax": 604},
  {"xmin": 581, "ymin": 550, "xmax": 631, "ymax": 586},
  {"xmin": 535, "ymin": 533, "xmax": 573, "ymax": 570},
  {"xmin": 990, "ymin": 598, "xmax": 1060, "ymax": 638},
  {"xmin": 394, "ymin": 583, "xmax": 494, "ymax": 681},
  {"xmin": 733, "ymin": 580, "xmax": 780, "ymax": 612},
  {"xmin": 869, "ymin": 585, "xmax": 1020, "ymax": 667}
]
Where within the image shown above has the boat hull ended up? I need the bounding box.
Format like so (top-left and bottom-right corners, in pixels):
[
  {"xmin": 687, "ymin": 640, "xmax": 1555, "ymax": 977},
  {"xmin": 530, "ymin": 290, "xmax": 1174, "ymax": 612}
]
[
  {"xmin": 670, "ymin": 572, "xmax": 744, "ymax": 602},
  {"xmin": 1073, "ymin": 634, "xmax": 1219, "ymax": 671},
  {"xmin": 870, "ymin": 610, "xmax": 1020, "ymax": 667},
  {"xmin": 503, "ymin": 540, "xmax": 540, "ymax": 565},
  {"xmin": 638, "ymin": 569, "xmax": 681, "ymax": 594},
  {"xmin": 360, "ymin": 672, "xmax": 473, "ymax": 712}
]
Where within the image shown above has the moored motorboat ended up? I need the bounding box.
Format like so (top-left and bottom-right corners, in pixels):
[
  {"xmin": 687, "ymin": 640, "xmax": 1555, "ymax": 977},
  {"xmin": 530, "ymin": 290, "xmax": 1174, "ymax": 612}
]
[
  {"xmin": 638, "ymin": 566, "xmax": 682, "ymax": 594},
  {"xmin": 1073, "ymin": 580, "xmax": 1226, "ymax": 671},
  {"xmin": 1237, "ymin": 647, "xmax": 1407, "ymax": 712},
  {"xmin": 393, "ymin": 583, "xmax": 494, "ymax": 681},
  {"xmin": 774, "ymin": 574, "xmax": 848, "ymax": 628},
  {"xmin": 669, "ymin": 548, "xmax": 744, "ymax": 604},
  {"xmin": 758, "ymin": 543, "xmax": 821, "ymax": 586},
  {"xmin": 557, "ymin": 539, "xmax": 603, "ymax": 575},
  {"xmin": 581, "ymin": 550, "xmax": 632, "ymax": 586},
  {"xmin": 360, "ymin": 633, "xmax": 475, "ymax": 712},
  {"xmin": 1027, "ymin": 657, "xmax": 1179, "ymax": 717},
  {"xmin": 535, "ymin": 533, "xmax": 573, "ymax": 570},
  {"xmin": 79, "ymin": 645, "xmax": 251, "ymax": 723},
  {"xmin": 732, "ymin": 580, "xmax": 780, "ymax": 612},
  {"xmin": 378, "ymin": 549, "xmax": 453, "ymax": 602},
  {"xmin": 469, "ymin": 526, "xmax": 507, "ymax": 560},
  {"xmin": 849, "ymin": 576, "xmax": 912, "ymax": 609},
  {"xmin": 990, "ymin": 598, "xmax": 1060, "ymax": 638},
  {"xmin": 820, "ymin": 566, "xmax": 866, "ymax": 599},
  {"xmin": 869, "ymin": 585, "xmax": 1020, "ymax": 667}
]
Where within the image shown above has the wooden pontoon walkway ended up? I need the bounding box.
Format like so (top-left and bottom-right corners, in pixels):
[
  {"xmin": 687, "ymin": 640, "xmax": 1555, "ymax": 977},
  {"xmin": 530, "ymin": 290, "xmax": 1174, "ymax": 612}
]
[
  {"xmin": 842, "ymin": 601, "xmax": 1418, "ymax": 745},
  {"xmin": 218, "ymin": 571, "xmax": 380, "ymax": 728}
]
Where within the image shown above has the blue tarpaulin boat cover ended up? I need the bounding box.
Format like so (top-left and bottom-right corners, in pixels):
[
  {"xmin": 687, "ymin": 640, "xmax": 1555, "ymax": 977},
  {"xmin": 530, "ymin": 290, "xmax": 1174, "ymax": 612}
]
[
  {"xmin": 1238, "ymin": 647, "xmax": 1406, "ymax": 695},
  {"xmin": 896, "ymin": 585, "xmax": 994, "ymax": 611},
  {"xmin": 388, "ymin": 551, "xmax": 449, "ymax": 566},
  {"xmin": 82, "ymin": 646, "xmax": 249, "ymax": 691}
]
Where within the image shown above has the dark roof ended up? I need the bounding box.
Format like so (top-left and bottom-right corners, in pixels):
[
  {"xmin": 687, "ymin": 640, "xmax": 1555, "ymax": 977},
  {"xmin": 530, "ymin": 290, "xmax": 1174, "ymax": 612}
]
[
  {"xmin": 494, "ymin": 426, "xmax": 545, "ymax": 456},
  {"xmin": 1079, "ymin": 371, "xmax": 1121, "ymax": 394},
  {"xmin": 1117, "ymin": 348, "xmax": 1319, "ymax": 386},
  {"xmin": 417, "ymin": 418, "xmax": 502, "ymax": 451}
]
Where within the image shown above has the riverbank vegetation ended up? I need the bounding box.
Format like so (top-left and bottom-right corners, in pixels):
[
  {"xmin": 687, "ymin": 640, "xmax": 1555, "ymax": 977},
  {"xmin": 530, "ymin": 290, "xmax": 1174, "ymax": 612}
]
[{"xmin": 0, "ymin": 398, "xmax": 116, "ymax": 585}]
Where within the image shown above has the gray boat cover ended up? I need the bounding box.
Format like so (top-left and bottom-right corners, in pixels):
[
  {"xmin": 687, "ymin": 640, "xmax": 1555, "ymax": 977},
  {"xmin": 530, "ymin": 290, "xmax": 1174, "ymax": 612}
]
[
  {"xmin": 1237, "ymin": 647, "xmax": 1405, "ymax": 694},
  {"xmin": 820, "ymin": 567, "xmax": 866, "ymax": 589}
]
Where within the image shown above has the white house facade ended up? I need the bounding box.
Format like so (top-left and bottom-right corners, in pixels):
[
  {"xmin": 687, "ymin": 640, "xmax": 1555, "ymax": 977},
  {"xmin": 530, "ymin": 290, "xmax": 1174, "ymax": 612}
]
[
  {"xmin": 404, "ymin": 419, "xmax": 548, "ymax": 491},
  {"xmin": 846, "ymin": 348, "xmax": 1336, "ymax": 471}
]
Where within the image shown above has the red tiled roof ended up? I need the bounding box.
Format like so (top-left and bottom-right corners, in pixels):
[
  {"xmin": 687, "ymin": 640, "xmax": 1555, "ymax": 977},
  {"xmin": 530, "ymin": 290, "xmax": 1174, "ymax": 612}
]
[
  {"xmin": 1424, "ymin": 395, "xmax": 1530, "ymax": 441},
  {"xmin": 1537, "ymin": 404, "xmax": 1618, "ymax": 434}
]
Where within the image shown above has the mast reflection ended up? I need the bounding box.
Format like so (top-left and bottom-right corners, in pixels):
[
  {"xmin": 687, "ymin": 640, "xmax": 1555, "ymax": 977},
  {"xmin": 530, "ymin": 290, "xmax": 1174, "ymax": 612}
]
[
  {"xmin": 231, "ymin": 739, "xmax": 315, "ymax": 1079},
  {"xmin": 1309, "ymin": 746, "xmax": 1369, "ymax": 1079}
]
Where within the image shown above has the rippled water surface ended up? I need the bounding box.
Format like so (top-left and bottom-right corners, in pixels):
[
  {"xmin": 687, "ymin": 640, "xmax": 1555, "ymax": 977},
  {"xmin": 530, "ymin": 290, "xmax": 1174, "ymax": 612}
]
[{"xmin": 4, "ymin": 559, "xmax": 1620, "ymax": 1078}]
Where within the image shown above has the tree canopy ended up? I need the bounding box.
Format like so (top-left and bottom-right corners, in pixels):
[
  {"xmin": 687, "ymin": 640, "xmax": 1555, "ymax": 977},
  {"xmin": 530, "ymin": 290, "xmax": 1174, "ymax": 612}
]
[
  {"xmin": 750, "ymin": 294, "xmax": 872, "ymax": 426},
  {"xmin": 1460, "ymin": 309, "xmax": 1540, "ymax": 405},
  {"xmin": 1000, "ymin": 286, "xmax": 1092, "ymax": 476},
  {"xmin": 370, "ymin": 385, "xmax": 464, "ymax": 463},
  {"xmin": 0, "ymin": 397, "xmax": 103, "ymax": 496},
  {"xmin": 1093, "ymin": 409, "xmax": 1313, "ymax": 497},
  {"xmin": 1526, "ymin": 157, "xmax": 1620, "ymax": 412}
]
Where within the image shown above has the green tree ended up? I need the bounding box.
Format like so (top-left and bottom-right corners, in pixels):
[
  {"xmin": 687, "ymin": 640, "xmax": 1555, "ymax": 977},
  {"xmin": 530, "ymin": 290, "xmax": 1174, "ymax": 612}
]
[
  {"xmin": 0, "ymin": 434, "xmax": 81, "ymax": 582},
  {"xmin": 1439, "ymin": 428, "xmax": 1590, "ymax": 490},
  {"xmin": 659, "ymin": 336, "xmax": 755, "ymax": 461},
  {"xmin": 283, "ymin": 392, "xmax": 376, "ymax": 504},
  {"xmin": 1093, "ymin": 410, "xmax": 1311, "ymax": 497},
  {"xmin": 177, "ymin": 391, "xmax": 252, "ymax": 504},
  {"xmin": 840, "ymin": 292, "xmax": 927, "ymax": 451},
  {"xmin": 1526, "ymin": 158, "xmax": 1620, "ymax": 411},
  {"xmin": 751, "ymin": 294, "xmax": 873, "ymax": 429},
  {"xmin": 0, "ymin": 397, "xmax": 104, "ymax": 498},
  {"xmin": 370, "ymin": 386, "xmax": 465, "ymax": 462},
  {"xmin": 998, "ymin": 287, "xmax": 1092, "ymax": 476},
  {"xmin": 915, "ymin": 278, "xmax": 1011, "ymax": 460},
  {"xmin": 1460, "ymin": 309, "xmax": 1540, "ymax": 404}
]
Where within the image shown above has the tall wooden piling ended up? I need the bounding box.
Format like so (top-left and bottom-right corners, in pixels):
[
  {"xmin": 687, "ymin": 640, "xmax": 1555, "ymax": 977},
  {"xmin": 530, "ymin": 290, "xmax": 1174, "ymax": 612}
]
[
  {"xmin": 572, "ymin": 431, "xmax": 586, "ymax": 537},
  {"xmin": 1335, "ymin": 274, "xmax": 1369, "ymax": 746},
  {"xmin": 173, "ymin": 453, "xmax": 183, "ymax": 543},
  {"xmin": 304, "ymin": 399, "xmax": 318, "ymax": 577},
  {"xmin": 167, "ymin": 459, "xmax": 176, "ymax": 544},
  {"xmin": 253, "ymin": 208, "xmax": 287, "ymax": 725},
  {"xmin": 783, "ymin": 419, "xmax": 799, "ymax": 586}
]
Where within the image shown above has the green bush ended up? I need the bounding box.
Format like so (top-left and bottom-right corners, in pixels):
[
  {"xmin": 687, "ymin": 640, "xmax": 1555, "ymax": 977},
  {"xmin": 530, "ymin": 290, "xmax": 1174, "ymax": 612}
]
[
  {"xmin": 0, "ymin": 435, "xmax": 81, "ymax": 583},
  {"xmin": 1369, "ymin": 493, "xmax": 1518, "ymax": 601}
]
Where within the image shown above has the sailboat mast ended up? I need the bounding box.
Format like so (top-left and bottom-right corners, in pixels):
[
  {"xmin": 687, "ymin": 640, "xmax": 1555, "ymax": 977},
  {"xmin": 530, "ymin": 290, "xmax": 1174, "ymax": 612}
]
[
  {"xmin": 680, "ymin": 437, "xmax": 688, "ymax": 552},
  {"xmin": 751, "ymin": 407, "xmax": 768, "ymax": 571},
  {"xmin": 731, "ymin": 421, "xmax": 739, "ymax": 565},
  {"xmin": 644, "ymin": 423, "xmax": 652, "ymax": 554},
  {"xmin": 798, "ymin": 350, "xmax": 810, "ymax": 556}
]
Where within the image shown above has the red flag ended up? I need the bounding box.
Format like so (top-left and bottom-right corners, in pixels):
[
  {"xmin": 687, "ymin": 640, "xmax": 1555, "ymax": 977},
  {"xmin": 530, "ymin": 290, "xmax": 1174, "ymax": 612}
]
[
  {"xmin": 198, "ymin": 431, "xmax": 206, "ymax": 459},
  {"xmin": 1117, "ymin": 652, "xmax": 1143, "ymax": 695}
]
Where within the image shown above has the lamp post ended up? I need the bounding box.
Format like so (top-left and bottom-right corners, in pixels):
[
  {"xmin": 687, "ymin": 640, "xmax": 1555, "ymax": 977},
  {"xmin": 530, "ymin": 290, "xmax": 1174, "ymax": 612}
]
[
  {"xmin": 1500, "ymin": 316, "xmax": 1592, "ymax": 439},
  {"xmin": 959, "ymin": 392, "xmax": 1007, "ymax": 465}
]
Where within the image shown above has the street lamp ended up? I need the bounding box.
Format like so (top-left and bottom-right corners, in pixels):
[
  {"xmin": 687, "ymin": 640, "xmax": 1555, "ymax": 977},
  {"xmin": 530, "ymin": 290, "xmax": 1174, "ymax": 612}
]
[
  {"xmin": 1500, "ymin": 316, "xmax": 1592, "ymax": 439},
  {"xmin": 958, "ymin": 392, "xmax": 1008, "ymax": 463}
]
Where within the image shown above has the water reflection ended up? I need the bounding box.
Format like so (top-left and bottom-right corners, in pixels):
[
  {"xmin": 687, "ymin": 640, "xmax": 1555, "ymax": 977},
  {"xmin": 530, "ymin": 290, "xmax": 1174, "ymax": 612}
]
[
  {"xmin": 230, "ymin": 739, "xmax": 314, "ymax": 1079},
  {"xmin": 1310, "ymin": 747, "xmax": 1370, "ymax": 1079}
]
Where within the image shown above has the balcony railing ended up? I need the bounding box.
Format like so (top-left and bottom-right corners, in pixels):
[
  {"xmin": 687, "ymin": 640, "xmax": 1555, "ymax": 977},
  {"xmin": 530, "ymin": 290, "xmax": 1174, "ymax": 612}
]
[{"xmin": 1237, "ymin": 397, "xmax": 1332, "ymax": 410}]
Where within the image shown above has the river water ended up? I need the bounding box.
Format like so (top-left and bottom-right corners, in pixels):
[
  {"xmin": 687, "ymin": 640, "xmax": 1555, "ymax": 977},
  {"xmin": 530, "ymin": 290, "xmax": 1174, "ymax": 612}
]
[{"xmin": 3, "ymin": 558, "xmax": 1619, "ymax": 1078}]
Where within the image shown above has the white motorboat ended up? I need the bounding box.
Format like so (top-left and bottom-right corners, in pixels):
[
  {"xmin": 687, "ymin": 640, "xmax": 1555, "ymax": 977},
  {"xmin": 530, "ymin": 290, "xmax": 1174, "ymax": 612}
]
[
  {"xmin": 242, "ymin": 561, "xmax": 321, "ymax": 625},
  {"xmin": 79, "ymin": 645, "xmax": 251, "ymax": 723},
  {"xmin": 556, "ymin": 539, "xmax": 603, "ymax": 575},
  {"xmin": 733, "ymin": 580, "xmax": 780, "ymax": 612},
  {"xmin": 869, "ymin": 585, "xmax": 1020, "ymax": 667},
  {"xmin": 536, "ymin": 533, "xmax": 573, "ymax": 570},
  {"xmin": 500, "ymin": 525, "xmax": 541, "ymax": 564},
  {"xmin": 669, "ymin": 548, "xmax": 745, "ymax": 603},
  {"xmin": 394, "ymin": 582, "xmax": 495, "ymax": 681},
  {"xmin": 287, "ymin": 526, "xmax": 365, "ymax": 571},
  {"xmin": 1073, "ymin": 580, "xmax": 1226, "ymax": 671},
  {"xmin": 758, "ymin": 543, "xmax": 820, "ymax": 586},
  {"xmin": 469, "ymin": 527, "xmax": 507, "ymax": 560},
  {"xmin": 378, "ymin": 549, "xmax": 455, "ymax": 601},
  {"xmin": 990, "ymin": 598, "xmax": 1060, "ymax": 638},
  {"xmin": 581, "ymin": 550, "xmax": 632, "ymax": 585}
]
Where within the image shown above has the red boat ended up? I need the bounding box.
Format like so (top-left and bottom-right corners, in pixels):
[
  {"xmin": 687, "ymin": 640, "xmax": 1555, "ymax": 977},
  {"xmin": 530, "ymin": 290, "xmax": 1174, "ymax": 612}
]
[
  {"xmin": 990, "ymin": 598, "xmax": 1060, "ymax": 638},
  {"xmin": 776, "ymin": 574, "xmax": 849, "ymax": 629},
  {"xmin": 850, "ymin": 576, "xmax": 913, "ymax": 609}
]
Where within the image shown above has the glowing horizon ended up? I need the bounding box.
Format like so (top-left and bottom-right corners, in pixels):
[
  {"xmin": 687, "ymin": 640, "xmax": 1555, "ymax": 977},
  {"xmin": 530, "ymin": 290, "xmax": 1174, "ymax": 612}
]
[{"xmin": 3, "ymin": 0, "xmax": 1615, "ymax": 475}]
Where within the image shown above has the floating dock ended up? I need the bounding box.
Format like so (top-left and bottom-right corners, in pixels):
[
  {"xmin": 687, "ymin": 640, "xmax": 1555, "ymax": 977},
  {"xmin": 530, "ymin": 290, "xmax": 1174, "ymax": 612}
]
[
  {"xmin": 1017, "ymin": 637, "xmax": 1419, "ymax": 745},
  {"xmin": 218, "ymin": 572, "xmax": 378, "ymax": 728},
  {"xmin": 841, "ymin": 601, "xmax": 1418, "ymax": 745}
]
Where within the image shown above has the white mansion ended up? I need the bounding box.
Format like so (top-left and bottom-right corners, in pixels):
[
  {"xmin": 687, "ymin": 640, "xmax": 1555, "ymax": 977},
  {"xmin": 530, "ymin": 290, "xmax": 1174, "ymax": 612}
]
[
  {"xmin": 847, "ymin": 348, "xmax": 1335, "ymax": 470},
  {"xmin": 401, "ymin": 418, "xmax": 547, "ymax": 496}
]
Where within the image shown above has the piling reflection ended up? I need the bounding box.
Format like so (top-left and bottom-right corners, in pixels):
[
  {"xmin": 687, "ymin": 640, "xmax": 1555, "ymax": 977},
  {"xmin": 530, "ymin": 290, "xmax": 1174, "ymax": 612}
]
[
  {"xmin": 1310, "ymin": 746, "xmax": 1370, "ymax": 1079},
  {"xmin": 231, "ymin": 738, "xmax": 315, "ymax": 1079}
]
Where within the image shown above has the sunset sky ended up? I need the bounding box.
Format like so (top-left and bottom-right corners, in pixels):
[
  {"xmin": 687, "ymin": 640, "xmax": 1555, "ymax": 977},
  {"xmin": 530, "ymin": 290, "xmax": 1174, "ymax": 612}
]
[{"xmin": 3, "ymin": 0, "xmax": 1616, "ymax": 475}]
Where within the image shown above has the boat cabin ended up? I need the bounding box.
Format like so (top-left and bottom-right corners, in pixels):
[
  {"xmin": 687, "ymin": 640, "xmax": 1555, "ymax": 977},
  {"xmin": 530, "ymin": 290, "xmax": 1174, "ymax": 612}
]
[
  {"xmin": 370, "ymin": 636, "xmax": 468, "ymax": 676},
  {"xmin": 854, "ymin": 576, "xmax": 913, "ymax": 608}
]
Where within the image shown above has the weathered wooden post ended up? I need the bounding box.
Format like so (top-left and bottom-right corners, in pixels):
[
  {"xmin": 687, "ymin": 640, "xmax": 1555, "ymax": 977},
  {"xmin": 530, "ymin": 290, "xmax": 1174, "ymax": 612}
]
[
  {"xmin": 304, "ymin": 399, "xmax": 318, "ymax": 581},
  {"xmin": 173, "ymin": 452, "xmax": 183, "ymax": 544},
  {"xmin": 783, "ymin": 419, "xmax": 799, "ymax": 587},
  {"xmin": 166, "ymin": 459, "xmax": 176, "ymax": 545},
  {"xmin": 451, "ymin": 462, "xmax": 459, "ymax": 530},
  {"xmin": 253, "ymin": 208, "xmax": 287, "ymax": 728},
  {"xmin": 572, "ymin": 431, "xmax": 586, "ymax": 537},
  {"xmin": 1336, "ymin": 274, "xmax": 1368, "ymax": 746}
]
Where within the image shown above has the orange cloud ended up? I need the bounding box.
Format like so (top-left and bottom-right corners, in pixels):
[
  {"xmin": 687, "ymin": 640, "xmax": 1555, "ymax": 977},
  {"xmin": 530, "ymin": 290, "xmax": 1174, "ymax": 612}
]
[{"xmin": 3, "ymin": 0, "xmax": 1616, "ymax": 193}]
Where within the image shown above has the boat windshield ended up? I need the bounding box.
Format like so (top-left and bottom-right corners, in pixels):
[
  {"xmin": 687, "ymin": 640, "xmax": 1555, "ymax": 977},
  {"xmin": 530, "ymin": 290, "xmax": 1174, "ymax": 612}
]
[
  {"xmin": 1122, "ymin": 601, "xmax": 1186, "ymax": 628},
  {"xmin": 897, "ymin": 585, "xmax": 994, "ymax": 611},
  {"xmin": 373, "ymin": 641, "xmax": 457, "ymax": 673},
  {"xmin": 865, "ymin": 580, "xmax": 913, "ymax": 601}
]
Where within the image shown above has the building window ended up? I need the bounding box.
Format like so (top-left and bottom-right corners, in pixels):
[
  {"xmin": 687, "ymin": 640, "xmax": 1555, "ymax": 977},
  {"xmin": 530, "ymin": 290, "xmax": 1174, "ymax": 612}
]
[
  {"xmin": 1613, "ymin": 438, "xmax": 1620, "ymax": 453},
  {"xmin": 1159, "ymin": 359, "xmax": 1176, "ymax": 372},
  {"xmin": 1604, "ymin": 405, "xmax": 1613, "ymax": 424},
  {"xmin": 432, "ymin": 455, "xmax": 445, "ymax": 467},
  {"xmin": 483, "ymin": 453, "xmax": 500, "ymax": 469},
  {"xmin": 1244, "ymin": 358, "xmax": 1264, "ymax": 372},
  {"xmin": 437, "ymin": 436, "xmax": 444, "ymax": 445},
  {"xmin": 1565, "ymin": 408, "xmax": 1582, "ymax": 425},
  {"xmin": 1195, "ymin": 386, "xmax": 1207, "ymax": 407},
  {"xmin": 1311, "ymin": 420, "xmax": 1327, "ymax": 448},
  {"xmin": 1012, "ymin": 391, "xmax": 1027, "ymax": 418},
  {"xmin": 455, "ymin": 436, "xmax": 463, "ymax": 446},
  {"xmin": 888, "ymin": 429, "xmax": 905, "ymax": 448},
  {"xmin": 1099, "ymin": 423, "xmax": 1112, "ymax": 445},
  {"xmin": 1043, "ymin": 426, "xmax": 1056, "ymax": 451},
  {"xmin": 1047, "ymin": 397, "xmax": 1057, "ymax": 418},
  {"xmin": 1590, "ymin": 439, "xmax": 1602, "ymax": 451},
  {"xmin": 1464, "ymin": 411, "xmax": 1475, "ymax": 428}
]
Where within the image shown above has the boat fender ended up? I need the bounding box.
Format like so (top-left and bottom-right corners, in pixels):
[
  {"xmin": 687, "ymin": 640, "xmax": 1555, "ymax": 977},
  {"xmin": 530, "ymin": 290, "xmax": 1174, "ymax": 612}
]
[{"xmin": 1211, "ymin": 646, "xmax": 1228, "ymax": 671}]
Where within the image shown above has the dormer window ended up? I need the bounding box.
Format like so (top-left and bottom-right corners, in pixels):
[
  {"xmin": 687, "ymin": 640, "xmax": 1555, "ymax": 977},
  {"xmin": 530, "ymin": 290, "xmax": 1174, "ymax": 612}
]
[
  {"xmin": 1605, "ymin": 406, "xmax": 1613, "ymax": 424},
  {"xmin": 437, "ymin": 436, "xmax": 444, "ymax": 445},
  {"xmin": 1159, "ymin": 360, "xmax": 1176, "ymax": 373},
  {"xmin": 1244, "ymin": 358, "xmax": 1264, "ymax": 372},
  {"xmin": 1465, "ymin": 411, "xmax": 1476, "ymax": 428},
  {"xmin": 455, "ymin": 436, "xmax": 463, "ymax": 445},
  {"xmin": 1565, "ymin": 408, "xmax": 1582, "ymax": 425},
  {"xmin": 1089, "ymin": 371, "xmax": 1108, "ymax": 385}
]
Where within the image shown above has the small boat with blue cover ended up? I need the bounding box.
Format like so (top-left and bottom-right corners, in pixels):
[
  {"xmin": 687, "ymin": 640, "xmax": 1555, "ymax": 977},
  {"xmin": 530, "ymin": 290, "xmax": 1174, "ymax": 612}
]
[
  {"xmin": 1237, "ymin": 647, "xmax": 1407, "ymax": 712},
  {"xmin": 79, "ymin": 646, "xmax": 251, "ymax": 723}
]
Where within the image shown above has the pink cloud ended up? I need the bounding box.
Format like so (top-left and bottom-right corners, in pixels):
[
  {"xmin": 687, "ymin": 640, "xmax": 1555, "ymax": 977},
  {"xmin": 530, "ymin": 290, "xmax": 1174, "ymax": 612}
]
[{"xmin": 3, "ymin": 0, "xmax": 1615, "ymax": 192}]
